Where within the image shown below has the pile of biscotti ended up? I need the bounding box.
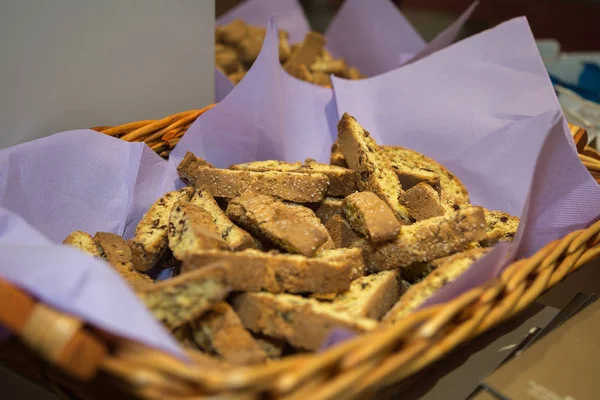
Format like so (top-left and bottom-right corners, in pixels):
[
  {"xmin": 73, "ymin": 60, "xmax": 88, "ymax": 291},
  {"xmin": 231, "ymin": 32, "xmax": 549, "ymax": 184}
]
[
  {"xmin": 63, "ymin": 113, "xmax": 519, "ymax": 366},
  {"xmin": 216, "ymin": 19, "xmax": 364, "ymax": 88}
]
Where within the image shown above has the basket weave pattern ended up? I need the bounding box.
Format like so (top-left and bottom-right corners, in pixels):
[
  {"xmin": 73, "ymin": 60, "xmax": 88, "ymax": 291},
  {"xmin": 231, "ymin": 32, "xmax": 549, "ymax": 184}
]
[{"xmin": 0, "ymin": 111, "xmax": 599, "ymax": 399}]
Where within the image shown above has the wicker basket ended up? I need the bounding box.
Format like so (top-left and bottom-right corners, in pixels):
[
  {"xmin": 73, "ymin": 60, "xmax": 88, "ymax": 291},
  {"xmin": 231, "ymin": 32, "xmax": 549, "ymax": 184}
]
[{"xmin": 1, "ymin": 110, "xmax": 600, "ymax": 400}]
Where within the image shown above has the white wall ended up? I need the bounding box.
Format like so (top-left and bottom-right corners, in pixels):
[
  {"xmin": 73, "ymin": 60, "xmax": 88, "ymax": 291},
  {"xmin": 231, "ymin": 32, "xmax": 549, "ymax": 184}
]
[{"xmin": 0, "ymin": 0, "xmax": 215, "ymax": 149}]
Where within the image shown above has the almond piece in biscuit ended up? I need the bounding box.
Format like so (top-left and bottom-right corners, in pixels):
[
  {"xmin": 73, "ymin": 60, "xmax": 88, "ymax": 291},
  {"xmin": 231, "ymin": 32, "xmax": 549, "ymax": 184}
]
[
  {"xmin": 226, "ymin": 192, "xmax": 328, "ymax": 256},
  {"xmin": 229, "ymin": 159, "xmax": 358, "ymax": 197},
  {"xmin": 232, "ymin": 292, "xmax": 377, "ymax": 351},
  {"xmin": 324, "ymin": 214, "xmax": 361, "ymax": 248},
  {"xmin": 190, "ymin": 167, "xmax": 328, "ymax": 203},
  {"xmin": 383, "ymin": 247, "xmax": 491, "ymax": 324},
  {"xmin": 63, "ymin": 231, "xmax": 101, "ymax": 257},
  {"xmin": 131, "ymin": 187, "xmax": 195, "ymax": 271},
  {"xmin": 400, "ymin": 182, "xmax": 448, "ymax": 221},
  {"xmin": 192, "ymin": 302, "xmax": 267, "ymax": 366},
  {"xmin": 313, "ymin": 197, "xmax": 344, "ymax": 225},
  {"xmin": 337, "ymin": 113, "xmax": 411, "ymax": 223},
  {"xmin": 342, "ymin": 191, "xmax": 401, "ymax": 243},
  {"xmin": 177, "ymin": 152, "xmax": 215, "ymax": 185},
  {"xmin": 365, "ymin": 206, "xmax": 487, "ymax": 272},
  {"xmin": 481, "ymin": 209, "xmax": 519, "ymax": 247},
  {"xmin": 168, "ymin": 201, "xmax": 229, "ymax": 261},
  {"xmin": 189, "ymin": 190, "xmax": 257, "ymax": 251},
  {"xmin": 94, "ymin": 232, "xmax": 153, "ymax": 293},
  {"xmin": 183, "ymin": 248, "xmax": 363, "ymax": 295},
  {"xmin": 138, "ymin": 263, "xmax": 230, "ymax": 330}
]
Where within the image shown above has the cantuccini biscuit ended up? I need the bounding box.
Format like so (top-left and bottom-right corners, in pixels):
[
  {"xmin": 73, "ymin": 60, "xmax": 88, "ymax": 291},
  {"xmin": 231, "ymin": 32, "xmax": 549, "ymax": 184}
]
[
  {"xmin": 182, "ymin": 248, "xmax": 363, "ymax": 295},
  {"xmin": 364, "ymin": 207, "xmax": 487, "ymax": 272},
  {"xmin": 337, "ymin": 113, "xmax": 411, "ymax": 223},
  {"xmin": 400, "ymin": 182, "xmax": 448, "ymax": 221},
  {"xmin": 226, "ymin": 192, "xmax": 329, "ymax": 257},
  {"xmin": 313, "ymin": 197, "xmax": 344, "ymax": 225},
  {"xmin": 63, "ymin": 231, "xmax": 101, "ymax": 258},
  {"xmin": 232, "ymin": 292, "xmax": 377, "ymax": 350},
  {"xmin": 131, "ymin": 187, "xmax": 195, "ymax": 271},
  {"xmin": 325, "ymin": 214, "xmax": 361, "ymax": 249},
  {"xmin": 189, "ymin": 190, "xmax": 257, "ymax": 251},
  {"xmin": 139, "ymin": 263, "xmax": 230, "ymax": 330},
  {"xmin": 193, "ymin": 302, "xmax": 267, "ymax": 365},
  {"xmin": 167, "ymin": 201, "xmax": 229, "ymax": 261},
  {"xmin": 94, "ymin": 232, "xmax": 153, "ymax": 292},
  {"xmin": 384, "ymin": 248, "xmax": 491, "ymax": 324},
  {"xmin": 481, "ymin": 209, "xmax": 519, "ymax": 247},
  {"xmin": 342, "ymin": 191, "xmax": 401, "ymax": 243}
]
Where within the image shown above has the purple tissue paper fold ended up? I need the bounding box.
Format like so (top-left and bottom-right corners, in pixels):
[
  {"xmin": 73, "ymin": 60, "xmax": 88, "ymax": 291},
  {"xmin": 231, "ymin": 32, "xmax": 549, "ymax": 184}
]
[
  {"xmin": 332, "ymin": 17, "xmax": 600, "ymax": 316},
  {"xmin": 175, "ymin": 17, "xmax": 337, "ymax": 166},
  {"xmin": 0, "ymin": 132, "xmax": 185, "ymax": 357}
]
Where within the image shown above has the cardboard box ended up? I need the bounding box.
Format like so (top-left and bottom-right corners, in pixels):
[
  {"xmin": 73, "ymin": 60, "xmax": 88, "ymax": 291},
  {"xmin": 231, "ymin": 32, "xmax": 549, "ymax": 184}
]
[{"xmin": 475, "ymin": 297, "xmax": 600, "ymax": 400}]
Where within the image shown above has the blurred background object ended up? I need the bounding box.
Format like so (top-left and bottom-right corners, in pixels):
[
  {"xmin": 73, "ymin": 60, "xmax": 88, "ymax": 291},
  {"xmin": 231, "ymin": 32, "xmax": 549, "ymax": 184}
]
[{"xmin": 216, "ymin": 0, "xmax": 600, "ymax": 149}]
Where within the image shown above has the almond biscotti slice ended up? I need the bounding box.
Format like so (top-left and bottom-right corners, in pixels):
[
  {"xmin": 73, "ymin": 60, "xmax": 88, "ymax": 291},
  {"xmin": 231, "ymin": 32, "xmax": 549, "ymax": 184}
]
[
  {"xmin": 337, "ymin": 113, "xmax": 411, "ymax": 223},
  {"xmin": 192, "ymin": 302, "xmax": 268, "ymax": 366},
  {"xmin": 168, "ymin": 201, "xmax": 229, "ymax": 261},
  {"xmin": 284, "ymin": 202, "xmax": 335, "ymax": 253},
  {"xmin": 327, "ymin": 270, "xmax": 404, "ymax": 320},
  {"xmin": 188, "ymin": 166, "xmax": 329, "ymax": 203},
  {"xmin": 325, "ymin": 214, "xmax": 361, "ymax": 249},
  {"xmin": 400, "ymin": 182, "xmax": 448, "ymax": 221},
  {"xmin": 63, "ymin": 231, "xmax": 101, "ymax": 257},
  {"xmin": 313, "ymin": 197, "xmax": 344, "ymax": 225},
  {"xmin": 232, "ymin": 292, "xmax": 377, "ymax": 350},
  {"xmin": 253, "ymin": 334, "xmax": 286, "ymax": 359},
  {"xmin": 177, "ymin": 152, "xmax": 215, "ymax": 185},
  {"xmin": 226, "ymin": 192, "xmax": 329, "ymax": 257},
  {"xmin": 139, "ymin": 263, "xmax": 230, "ymax": 330},
  {"xmin": 229, "ymin": 159, "xmax": 358, "ymax": 197},
  {"xmin": 131, "ymin": 187, "xmax": 195, "ymax": 271},
  {"xmin": 365, "ymin": 206, "xmax": 487, "ymax": 272},
  {"xmin": 93, "ymin": 232, "xmax": 153, "ymax": 292},
  {"xmin": 380, "ymin": 146, "xmax": 470, "ymax": 207},
  {"xmin": 189, "ymin": 190, "xmax": 257, "ymax": 251},
  {"xmin": 481, "ymin": 209, "xmax": 519, "ymax": 247},
  {"xmin": 342, "ymin": 191, "xmax": 401, "ymax": 243},
  {"xmin": 182, "ymin": 248, "xmax": 363, "ymax": 294},
  {"xmin": 383, "ymin": 247, "xmax": 491, "ymax": 324}
]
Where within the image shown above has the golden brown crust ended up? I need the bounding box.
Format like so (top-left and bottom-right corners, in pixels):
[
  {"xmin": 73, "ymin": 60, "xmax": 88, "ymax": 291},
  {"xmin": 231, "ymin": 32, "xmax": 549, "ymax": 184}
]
[
  {"xmin": 62, "ymin": 231, "xmax": 101, "ymax": 257},
  {"xmin": 190, "ymin": 166, "xmax": 329, "ymax": 203},
  {"xmin": 94, "ymin": 232, "xmax": 153, "ymax": 293},
  {"xmin": 167, "ymin": 201, "xmax": 229, "ymax": 261},
  {"xmin": 182, "ymin": 248, "xmax": 362, "ymax": 295},
  {"xmin": 226, "ymin": 193, "xmax": 329, "ymax": 256},
  {"xmin": 400, "ymin": 182, "xmax": 448, "ymax": 221},
  {"xmin": 192, "ymin": 302, "xmax": 267, "ymax": 365},
  {"xmin": 364, "ymin": 206, "xmax": 487, "ymax": 272},
  {"xmin": 342, "ymin": 192, "xmax": 401, "ymax": 243},
  {"xmin": 328, "ymin": 270, "xmax": 404, "ymax": 320},
  {"xmin": 177, "ymin": 152, "xmax": 215, "ymax": 185},
  {"xmin": 330, "ymin": 140, "xmax": 349, "ymax": 168},
  {"xmin": 324, "ymin": 214, "xmax": 361, "ymax": 248},
  {"xmin": 337, "ymin": 113, "xmax": 411, "ymax": 223},
  {"xmin": 189, "ymin": 190, "xmax": 257, "ymax": 251},
  {"xmin": 283, "ymin": 32, "xmax": 326, "ymax": 81},
  {"xmin": 383, "ymin": 247, "xmax": 491, "ymax": 324},
  {"xmin": 131, "ymin": 187, "xmax": 195, "ymax": 271},
  {"xmin": 229, "ymin": 159, "xmax": 358, "ymax": 197},
  {"xmin": 232, "ymin": 292, "xmax": 377, "ymax": 350},
  {"xmin": 139, "ymin": 264, "xmax": 230, "ymax": 330}
]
